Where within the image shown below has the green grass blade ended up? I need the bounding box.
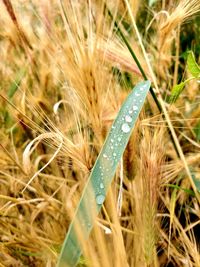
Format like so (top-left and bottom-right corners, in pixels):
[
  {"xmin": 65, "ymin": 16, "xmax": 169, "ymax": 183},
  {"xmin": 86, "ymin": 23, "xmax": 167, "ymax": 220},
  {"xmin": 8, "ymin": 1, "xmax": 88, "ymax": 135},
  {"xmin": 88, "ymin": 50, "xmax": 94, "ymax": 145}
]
[
  {"xmin": 169, "ymin": 82, "xmax": 186, "ymax": 103},
  {"xmin": 191, "ymin": 173, "xmax": 200, "ymax": 193},
  {"xmin": 57, "ymin": 80, "xmax": 151, "ymax": 267},
  {"xmin": 194, "ymin": 121, "xmax": 200, "ymax": 141},
  {"xmin": 187, "ymin": 51, "xmax": 200, "ymax": 78},
  {"xmin": 105, "ymin": 5, "xmax": 161, "ymax": 112},
  {"xmin": 165, "ymin": 184, "xmax": 195, "ymax": 197},
  {"xmin": 8, "ymin": 68, "xmax": 26, "ymax": 99}
]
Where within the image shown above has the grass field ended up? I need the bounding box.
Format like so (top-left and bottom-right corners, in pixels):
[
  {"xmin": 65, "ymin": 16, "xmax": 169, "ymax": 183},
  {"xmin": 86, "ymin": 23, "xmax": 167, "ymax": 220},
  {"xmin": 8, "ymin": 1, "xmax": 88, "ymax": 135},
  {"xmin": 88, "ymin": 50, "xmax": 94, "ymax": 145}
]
[{"xmin": 0, "ymin": 1, "xmax": 200, "ymax": 266}]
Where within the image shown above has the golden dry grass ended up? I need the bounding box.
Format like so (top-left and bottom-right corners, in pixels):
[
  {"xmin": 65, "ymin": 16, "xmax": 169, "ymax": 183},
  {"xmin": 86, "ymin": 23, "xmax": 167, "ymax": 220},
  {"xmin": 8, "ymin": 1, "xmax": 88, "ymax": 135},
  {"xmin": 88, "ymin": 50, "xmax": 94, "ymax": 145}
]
[{"xmin": 0, "ymin": 0, "xmax": 200, "ymax": 266}]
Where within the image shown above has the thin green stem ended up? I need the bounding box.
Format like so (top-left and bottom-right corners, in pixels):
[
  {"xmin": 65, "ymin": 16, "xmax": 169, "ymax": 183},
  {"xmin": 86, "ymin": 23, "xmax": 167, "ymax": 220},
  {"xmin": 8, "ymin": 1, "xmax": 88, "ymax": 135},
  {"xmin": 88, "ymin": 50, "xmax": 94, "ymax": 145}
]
[
  {"xmin": 105, "ymin": 6, "xmax": 161, "ymax": 112},
  {"xmin": 105, "ymin": 5, "xmax": 179, "ymax": 157}
]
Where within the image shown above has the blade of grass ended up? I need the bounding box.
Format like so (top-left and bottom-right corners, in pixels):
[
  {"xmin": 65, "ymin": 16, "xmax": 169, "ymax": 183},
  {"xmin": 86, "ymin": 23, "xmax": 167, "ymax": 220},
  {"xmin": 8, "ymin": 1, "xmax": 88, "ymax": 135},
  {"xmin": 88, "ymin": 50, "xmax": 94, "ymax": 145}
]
[
  {"xmin": 8, "ymin": 68, "xmax": 26, "ymax": 99},
  {"xmin": 194, "ymin": 121, "xmax": 200, "ymax": 141},
  {"xmin": 164, "ymin": 184, "xmax": 195, "ymax": 197},
  {"xmin": 57, "ymin": 80, "xmax": 151, "ymax": 267},
  {"xmin": 191, "ymin": 173, "xmax": 200, "ymax": 193},
  {"xmin": 168, "ymin": 187, "xmax": 177, "ymax": 257},
  {"xmin": 169, "ymin": 81, "xmax": 186, "ymax": 104},
  {"xmin": 187, "ymin": 51, "xmax": 200, "ymax": 78},
  {"xmin": 105, "ymin": 4, "xmax": 161, "ymax": 111}
]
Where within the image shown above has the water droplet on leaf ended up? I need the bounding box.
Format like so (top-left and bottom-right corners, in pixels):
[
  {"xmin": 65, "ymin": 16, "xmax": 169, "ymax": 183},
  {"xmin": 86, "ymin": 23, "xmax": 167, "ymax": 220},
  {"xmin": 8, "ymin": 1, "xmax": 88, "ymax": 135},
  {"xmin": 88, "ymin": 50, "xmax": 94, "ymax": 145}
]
[
  {"xmin": 121, "ymin": 123, "xmax": 130, "ymax": 133},
  {"xmin": 96, "ymin": 194, "xmax": 105, "ymax": 205},
  {"xmin": 125, "ymin": 115, "xmax": 132, "ymax": 123},
  {"xmin": 132, "ymin": 106, "xmax": 138, "ymax": 111},
  {"xmin": 100, "ymin": 183, "xmax": 104, "ymax": 189}
]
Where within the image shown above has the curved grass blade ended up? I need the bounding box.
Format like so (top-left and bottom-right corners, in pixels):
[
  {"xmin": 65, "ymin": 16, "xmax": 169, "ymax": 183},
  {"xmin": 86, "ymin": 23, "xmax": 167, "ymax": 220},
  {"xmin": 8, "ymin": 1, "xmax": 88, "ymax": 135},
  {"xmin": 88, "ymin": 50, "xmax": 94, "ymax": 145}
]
[{"xmin": 57, "ymin": 80, "xmax": 151, "ymax": 267}]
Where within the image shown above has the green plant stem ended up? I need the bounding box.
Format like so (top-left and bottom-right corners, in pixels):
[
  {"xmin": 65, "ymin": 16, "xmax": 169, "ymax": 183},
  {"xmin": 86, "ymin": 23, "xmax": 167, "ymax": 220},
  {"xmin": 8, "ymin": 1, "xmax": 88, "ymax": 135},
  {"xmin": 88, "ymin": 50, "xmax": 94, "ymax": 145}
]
[{"xmin": 105, "ymin": 6, "xmax": 161, "ymax": 111}]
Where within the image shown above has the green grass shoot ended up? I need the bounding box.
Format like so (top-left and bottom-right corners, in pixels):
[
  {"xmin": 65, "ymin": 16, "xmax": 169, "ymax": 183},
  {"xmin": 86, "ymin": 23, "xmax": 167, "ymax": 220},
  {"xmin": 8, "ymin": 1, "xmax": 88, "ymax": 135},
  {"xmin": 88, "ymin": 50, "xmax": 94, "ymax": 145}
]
[
  {"xmin": 57, "ymin": 80, "xmax": 151, "ymax": 267},
  {"xmin": 187, "ymin": 51, "xmax": 200, "ymax": 78}
]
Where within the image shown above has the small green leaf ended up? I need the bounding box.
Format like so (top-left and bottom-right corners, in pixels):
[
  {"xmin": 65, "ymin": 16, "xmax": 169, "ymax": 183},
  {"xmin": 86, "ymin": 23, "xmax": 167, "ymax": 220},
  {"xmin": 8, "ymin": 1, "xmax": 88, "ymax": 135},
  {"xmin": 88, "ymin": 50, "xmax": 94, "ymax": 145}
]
[
  {"xmin": 169, "ymin": 82, "xmax": 186, "ymax": 103},
  {"xmin": 165, "ymin": 184, "xmax": 195, "ymax": 197},
  {"xmin": 187, "ymin": 51, "xmax": 200, "ymax": 78},
  {"xmin": 191, "ymin": 173, "xmax": 200, "ymax": 193},
  {"xmin": 57, "ymin": 80, "xmax": 151, "ymax": 267},
  {"xmin": 194, "ymin": 121, "xmax": 200, "ymax": 141},
  {"xmin": 8, "ymin": 68, "xmax": 26, "ymax": 99},
  {"xmin": 169, "ymin": 187, "xmax": 177, "ymax": 237}
]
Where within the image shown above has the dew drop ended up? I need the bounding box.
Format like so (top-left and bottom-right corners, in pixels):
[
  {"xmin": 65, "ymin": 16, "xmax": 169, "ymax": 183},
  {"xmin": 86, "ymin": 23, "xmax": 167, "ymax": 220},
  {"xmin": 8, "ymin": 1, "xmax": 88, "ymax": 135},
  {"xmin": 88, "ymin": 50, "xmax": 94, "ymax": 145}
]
[
  {"xmin": 132, "ymin": 105, "xmax": 138, "ymax": 111},
  {"xmin": 129, "ymin": 110, "xmax": 133, "ymax": 114},
  {"xmin": 125, "ymin": 115, "xmax": 132, "ymax": 123},
  {"xmin": 103, "ymin": 154, "xmax": 107, "ymax": 158},
  {"xmin": 100, "ymin": 183, "xmax": 104, "ymax": 189},
  {"xmin": 113, "ymin": 152, "xmax": 117, "ymax": 157},
  {"xmin": 111, "ymin": 139, "xmax": 114, "ymax": 143},
  {"xmin": 140, "ymin": 87, "xmax": 144, "ymax": 91},
  {"xmin": 117, "ymin": 137, "xmax": 122, "ymax": 141},
  {"xmin": 135, "ymin": 92, "xmax": 140, "ymax": 96},
  {"xmin": 111, "ymin": 145, "xmax": 114, "ymax": 150},
  {"xmin": 121, "ymin": 123, "xmax": 130, "ymax": 133},
  {"xmin": 96, "ymin": 194, "xmax": 105, "ymax": 205}
]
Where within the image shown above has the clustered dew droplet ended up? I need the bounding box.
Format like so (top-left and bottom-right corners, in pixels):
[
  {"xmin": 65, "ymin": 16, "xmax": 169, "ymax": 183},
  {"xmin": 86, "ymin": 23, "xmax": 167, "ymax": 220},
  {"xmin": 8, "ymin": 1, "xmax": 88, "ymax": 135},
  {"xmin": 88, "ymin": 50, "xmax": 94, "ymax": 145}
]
[
  {"xmin": 96, "ymin": 194, "xmax": 105, "ymax": 205},
  {"xmin": 132, "ymin": 105, "xmax": 138, "ymax": 111},
  {"xmin": 121, "ymin": 123, "xmax": 130, "ymax": 133},
  {"xmin": 125, "ymin": 115, "xmax": 132, "ymax": 123},
  {"xmin": 100, "ymin": 183, "xmax": 104, "ymax": 189}
]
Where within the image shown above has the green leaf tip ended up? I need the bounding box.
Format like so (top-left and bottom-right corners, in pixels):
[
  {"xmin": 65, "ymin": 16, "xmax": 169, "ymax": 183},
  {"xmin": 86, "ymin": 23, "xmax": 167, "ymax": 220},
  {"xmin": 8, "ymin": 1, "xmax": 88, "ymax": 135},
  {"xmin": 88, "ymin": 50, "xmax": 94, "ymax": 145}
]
[
  {"xmin": 191, "ymin": 173, "xmax": 200, "ymax": 193},
  {"xmin": 169, "ymin": 82, "xmax": 186, "ymax": 104},
  {"xmin": 57, "ymin": 80, "xmax": 151, "ymax": 267},
  {"xmin": 8, "ymin": 68, "xmax": 26, "ymax": 99},
  {"xmin": 169, "ymin": 51, "xmax": 200, "ymax": 104},
  {"xmin": 187, "ymin": 51, "xmax": 200, "ymax": 78}
]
